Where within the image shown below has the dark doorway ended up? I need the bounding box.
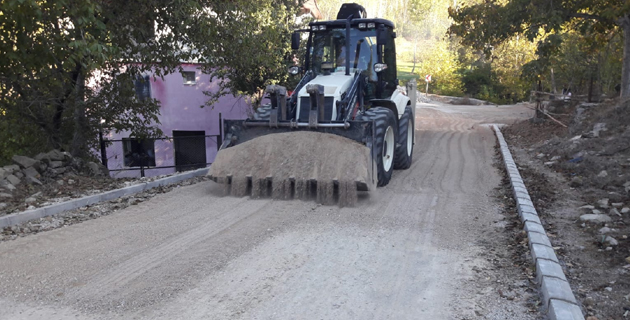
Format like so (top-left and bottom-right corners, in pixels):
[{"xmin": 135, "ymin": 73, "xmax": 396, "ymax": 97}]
[{"xmin": 173, "ymin": 131, "xmax": 207, "ymax": 172}]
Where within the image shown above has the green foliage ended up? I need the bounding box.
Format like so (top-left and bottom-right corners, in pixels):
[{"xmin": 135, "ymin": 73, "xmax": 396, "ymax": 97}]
[
  {"xmin": 198, "ymin": 0, "xmax": 303, "ymax": 107},
  {"xmin": 402, "ymin": 38, "xmax": 464, "ymax": 96},
  {"xmin": 449, "ymin": 0, "xmax": 630, "ymax": 98},
  {"xmin": 0, "ymin": 0, "xmax": 210, "ymax": 158}
]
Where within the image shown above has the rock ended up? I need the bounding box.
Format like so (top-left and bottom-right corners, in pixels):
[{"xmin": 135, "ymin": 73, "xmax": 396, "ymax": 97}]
[
  {"xmin": 599, "ymin": 227, "xmax": 612, "ymax": 234},
  {"xmin": 626, "ymin": 257, "xmax": 630, "ymax": 264},
  {"xmin": 592, "ymin": 209, "xmax": 602, "ymax": 214},
  {"xmin": 46, "ymin": 150, "xmax": 68, "ymax": 162},
  {"xmin": 6, "ymin": 175, "xmax": 20, "ymax": 186},
  {"xmin": 544, "ymin": 161, "xmax": 556, "ymax": 166},
  {"xmin": 586, "ymin": 316, "xmax": 599, "ymax": 320},
  {"xmin": 551, "ymin": 155, "xmax": 561, "ymax": 161},
  {"xmin": 38, "ymin": 162, "xmax": 48, "ymax": 172},
  {"xmin": 537, "ymin": 153, "xmax": 545, "ymax": 158},
  {"xmin": 570, "ymin": 135, "xmax": 582, "ymax": 141},
  {"xmin": 2, "ymin": 165, "xmax": 19, "ymax": 174},
  {"xmin": 604, "ymin": 287, "xmax": 612, "ymax": 292},
  {"xmin": 14, "ymin": 171, "xmax": 24, "ymax": 179},
  {"xmin": 56, "ymin": 180, "xmax": 64, "ymax": 186},
  {"xmin": 12, "ymin": 155, "xmax": 39, "ymax": 169},
  {"xmin": 612, "ymin": 202, "xmax": 623, "ymax": 208},
  {"xmin": 583, "ymin": 296, "xmax": 595, "ymax": 306},
  {"xmin": 49, "ymin": 161, "xmax": 64, "ymax": 169},
  {"xmin": 597, "ymin": 170, "xmax": 608, "ymax": 178},
  {"xmin": 603, "ymin": 236, "xmax": 618, "ymax": 246},
  {"xmin": 592, "ymin": 123, "xmax": 607, "ymax": 137},
  {"xmin": 610, "ymin": 208, "xmax": 621, "ymax": 217},
  {"xmin": 26, "ymin": 176, "xmax": 43, "ymax": 186},
  {"xmin": 624, "ymin": 181, "xmax": 630, "ymax": 193},
  {"xmin": 68, "ymin": 179, "xmax": 75, "ymax": 185},
  {"xmin": 22, "ymin": 166, "xmax": 40, "ymax": 179},
  {"xmin": 48, "ymin": 167, "xmax": 67, "ymax": 176},
  {"xmin": 24, "ymin": 197, "xmax": 36, "ymax": 204},
  {"xmin": 570, "ymin": 177, "xmax": 583, "ymax": 187},
  {"xmin": 580, "ymin": 214, "xmax": 612, "ymax": 223},
  {"xmin": 0, "ymin": 168, "xmax": 6, "ymax": 180},
  {"xmin": 34, "ymin": 152, "xmax": 49, "ymax": 162},
  {"xmin": 622, "ymin": 207, "xmax": 630, "ymax": 214},
  {"xmin": 0, "ymin": 203, "xmax": 6, "ymax": 210},
  {"xmin": 3, "ymin": 183, "xmax": 16, "ymax": 192},
  {"xmin": 597, "ymin": 198, "xmax": 610, "ymax": 209},
  {"xmin": 0, "ymin": 193, "xmax": 13, "ymax": 199},
  {"xmin": 86, "ymin": 162, "xmax": 101, "ymax": 176},
  {"xmin": 580, "ymin": 205, "xmax": 595, "ymax": 210}
]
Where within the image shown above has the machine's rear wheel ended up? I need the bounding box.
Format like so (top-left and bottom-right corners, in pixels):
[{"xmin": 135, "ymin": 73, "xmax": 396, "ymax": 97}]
[
  {"xmin": 394, "ymin": 105, "xmax": 414, "ymax": 169},
  {"xmin": 357, "ymin": 107, "xmax": 398, "ymax": 187}
]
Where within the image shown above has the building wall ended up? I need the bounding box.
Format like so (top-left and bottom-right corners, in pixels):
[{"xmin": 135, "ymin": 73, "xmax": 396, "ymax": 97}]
[{"xmin": 104, "ymin": 64, "xmax": 251, "ymax": 178}]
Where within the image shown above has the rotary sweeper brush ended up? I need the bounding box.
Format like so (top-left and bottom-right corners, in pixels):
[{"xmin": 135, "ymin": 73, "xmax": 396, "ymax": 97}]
[{"xmin": 209, "ymin": 3, "xmax": 417, "ymax": 205}]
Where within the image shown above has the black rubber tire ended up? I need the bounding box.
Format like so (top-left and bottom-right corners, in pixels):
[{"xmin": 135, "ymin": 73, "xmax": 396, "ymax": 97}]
[
  {"xmin": 356, "ymin": 107, "xmax": 398, "ymax": 187},
  {"xmin": 252, "ymin": 104, "xmax": 272, "ymax": 120},
  {"xmin": 394, "ymin": 105, "xmax": 414, "ymax": 169}
]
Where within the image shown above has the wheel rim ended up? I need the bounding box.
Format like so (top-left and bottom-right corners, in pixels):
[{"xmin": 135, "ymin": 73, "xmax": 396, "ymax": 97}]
[
  {"xmin": 383, "ymin": 126, "xmax": 395, "ymax": 171},
  {"xmin": 407, "ymin": 118, "xmax": 413, "ymax": 156}
]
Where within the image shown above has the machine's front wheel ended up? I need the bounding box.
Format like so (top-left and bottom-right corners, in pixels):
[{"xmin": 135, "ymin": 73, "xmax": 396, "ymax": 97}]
[
  {"xmin": 394, "ymin": 105, "xmax": 414, "ymax": 169},
  {"xmin": 357, "ymin": 107, "xmax": 398, "ymax": 187}
]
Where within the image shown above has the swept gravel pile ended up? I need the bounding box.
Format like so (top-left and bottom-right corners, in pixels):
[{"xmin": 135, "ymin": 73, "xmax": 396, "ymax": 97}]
[{"xmin": 209, "ymin": 131, "xmax": 374, "ymax": 206}]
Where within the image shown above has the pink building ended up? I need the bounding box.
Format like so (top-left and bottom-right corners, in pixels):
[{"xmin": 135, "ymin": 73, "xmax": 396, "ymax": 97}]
[{"xmin": 103, "ymin": 64, "xmax": 251, "ymax": 178}]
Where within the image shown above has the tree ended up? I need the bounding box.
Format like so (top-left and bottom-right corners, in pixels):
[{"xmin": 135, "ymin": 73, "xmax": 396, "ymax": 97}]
[
  {"xmin": 196, "ymin": 0, "xmax": 303, "ymax": 107},
  {"xmin": 0, "ymin": 0, "xmax": 302, "ymax": 163},
  {"xmin": 448, "ymin": 0, "xmax": 630, "ymax": 99},
  {"xmin": 0, "ymin": 0, "xmax": 206, "ymax": 159}
]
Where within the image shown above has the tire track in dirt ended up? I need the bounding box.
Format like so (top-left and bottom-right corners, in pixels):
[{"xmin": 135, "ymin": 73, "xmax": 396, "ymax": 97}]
[
  {"xmin": 69, "ymin": 198, "xmax": 271, "ymax": 301},
  {"xmin": 0, "ymin": 102, "xmax": 537, "ymax": 320}
]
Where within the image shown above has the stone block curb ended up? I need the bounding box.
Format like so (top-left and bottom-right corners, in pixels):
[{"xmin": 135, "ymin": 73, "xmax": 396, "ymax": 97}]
[
  {"xmin": 0, "ymin": 167, "xmax": 210, "ymax": 229},
  {"xmin": 548, "ymin": 300, "xmax": 585, "ymax": 320},
  {"xmin": 492, "ymin": 125, "xmax": 584, "ymax": 320}
]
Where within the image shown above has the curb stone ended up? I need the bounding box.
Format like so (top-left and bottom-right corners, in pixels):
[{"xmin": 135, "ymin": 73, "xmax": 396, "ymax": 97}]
[
  {"xmin": 0, "ymin": 167, "xmax": 210, "ymax": 228},
  {"xmin": 492, "ymin": 125, "xmax": 584, "ymax": 320}
]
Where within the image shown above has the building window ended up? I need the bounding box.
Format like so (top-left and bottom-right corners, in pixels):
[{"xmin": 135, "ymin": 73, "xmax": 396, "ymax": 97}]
[
  {"xmin": 134, "ymin": 75, "xmax": 151, "ymax": 101},
  {"xmin": 182, "ymin": 71, "xmax": 196, "ymax": 85},
  {"xmin": 123, "ymin": 138, "xmax": 156, "ymax": 167}
]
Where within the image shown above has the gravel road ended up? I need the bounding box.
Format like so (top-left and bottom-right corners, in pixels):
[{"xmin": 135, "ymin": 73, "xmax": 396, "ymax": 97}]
[{"xmin": 0, "ymin": 102, "xmax": 537, "ymax": 320}]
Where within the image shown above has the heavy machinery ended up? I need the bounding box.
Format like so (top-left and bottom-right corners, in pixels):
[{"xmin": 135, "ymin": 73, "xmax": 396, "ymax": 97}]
[{"xmin": 209, "ymin": 3, "xmax": 416, "ymax": 199}]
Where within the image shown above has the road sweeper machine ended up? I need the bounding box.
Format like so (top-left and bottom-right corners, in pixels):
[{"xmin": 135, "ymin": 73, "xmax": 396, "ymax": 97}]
[{"xmin": 209, "ymin": 3, "xmax": 417, "ymax": 204}]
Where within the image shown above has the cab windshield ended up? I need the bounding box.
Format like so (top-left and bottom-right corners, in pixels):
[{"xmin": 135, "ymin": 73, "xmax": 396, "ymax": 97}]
[{"xmin": 310, "ymin": 28, "xmax": 377, "ymax": 76}]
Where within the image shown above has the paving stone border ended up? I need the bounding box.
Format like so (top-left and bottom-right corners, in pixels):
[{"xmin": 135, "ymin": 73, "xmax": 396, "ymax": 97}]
[
  {"xmin": 0, "ymin": 168, "xmax": 210, "ymax": 228},
  {"xmin": 492, "ymin": 125, "xmax": 584, "ymax": 320}
]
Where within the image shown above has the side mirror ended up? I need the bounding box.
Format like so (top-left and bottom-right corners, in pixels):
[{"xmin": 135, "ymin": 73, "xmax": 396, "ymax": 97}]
[{"xmin": 291, "ymin": 32, "xmax": 300, "ymax": 50}]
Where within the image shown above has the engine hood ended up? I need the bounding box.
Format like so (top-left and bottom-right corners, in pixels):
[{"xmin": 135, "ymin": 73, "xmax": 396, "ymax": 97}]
[{"xmin": 297, "ymin": 71, "xmax": 354, "ymax": 98}]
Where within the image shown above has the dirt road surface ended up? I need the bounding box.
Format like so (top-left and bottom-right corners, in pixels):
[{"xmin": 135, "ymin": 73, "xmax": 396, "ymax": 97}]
[{"xmin": 0, "ymin": 102, "xmax": 537, "ymax": 320}]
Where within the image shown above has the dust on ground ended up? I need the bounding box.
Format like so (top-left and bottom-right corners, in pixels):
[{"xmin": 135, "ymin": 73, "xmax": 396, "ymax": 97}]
[
  {"xmin": 209, "ymin": 131, "xmax": 374, "ymax": 206},
  {"xmin": 503, "ymin": 98, "xmax": 630, "ymax": 320}
]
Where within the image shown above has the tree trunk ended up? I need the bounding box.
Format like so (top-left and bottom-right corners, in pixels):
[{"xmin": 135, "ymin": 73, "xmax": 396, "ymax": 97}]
[
  {"xmin": 411, "ymin": 36, "xmax": 417, "ymax": 73},
  {"xmin": 550, "ymin": 68, "xmax": 557, "ymax": 94},
  {"xmin": 70, "ymin": 70, "xmax": 87, "ymax": 158},
  {"xmin": 621, "ymin": 15, "xmax": 630, "ymax": 99}
]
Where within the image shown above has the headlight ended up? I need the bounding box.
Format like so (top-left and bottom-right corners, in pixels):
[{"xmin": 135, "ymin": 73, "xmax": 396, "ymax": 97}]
[
  {"xmin": 319, "ymin": 25, "xmax": 326, "ymax": 30},
  {"xmin": 374, "ymin": 63, "xmax": 388, "ymax": 72},
  {"xmin": 367, "ymin": 22, "xmax": 375, "ymax": 28},
  {"xmin": 311, "ymin": 25, "xmax": 318, "ymax": 31},
  {"xmin": 358, "ymin": 23, "xmax": 366, "ymax": 29},
  {"xmin": 288, "ymin": 66, "xmax": 300, "ymax": 75}
]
